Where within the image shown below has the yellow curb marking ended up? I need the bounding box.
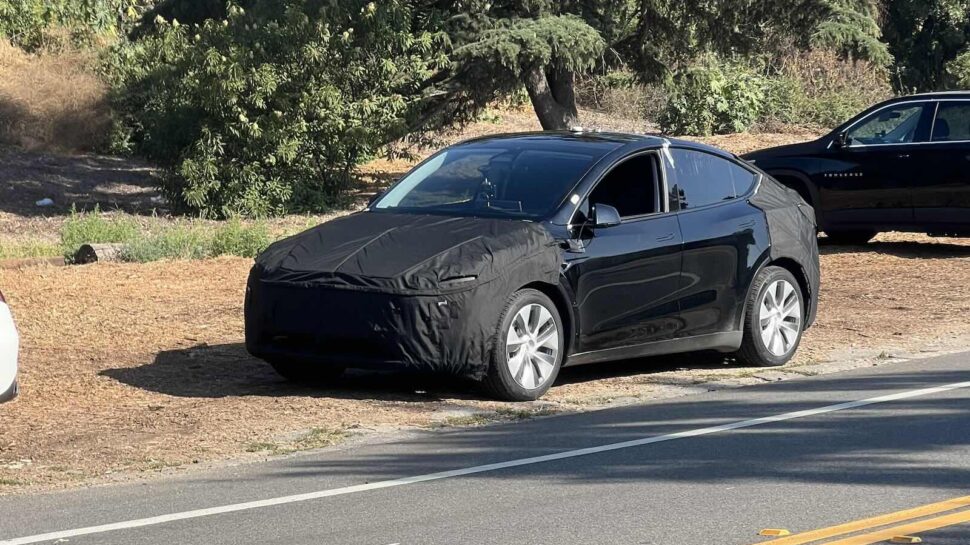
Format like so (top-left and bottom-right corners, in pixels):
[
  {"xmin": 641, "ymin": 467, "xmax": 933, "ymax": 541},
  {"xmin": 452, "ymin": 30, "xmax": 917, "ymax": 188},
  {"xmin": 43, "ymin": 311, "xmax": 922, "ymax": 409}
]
[
  {"xmin": 754, "ymin": 495, "xmax": 970, "ymax": 544},
  {"xmin": 822, "ymin": 509, "xmax": 970, "ymax": 544}
]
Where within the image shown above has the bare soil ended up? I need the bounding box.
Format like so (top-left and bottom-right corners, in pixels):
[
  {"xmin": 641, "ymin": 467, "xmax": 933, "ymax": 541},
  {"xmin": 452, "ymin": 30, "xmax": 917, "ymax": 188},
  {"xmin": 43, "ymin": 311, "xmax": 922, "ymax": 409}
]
[{"xmin": 1, "ymin": 115, "xmax": 968, "ymax": 495}]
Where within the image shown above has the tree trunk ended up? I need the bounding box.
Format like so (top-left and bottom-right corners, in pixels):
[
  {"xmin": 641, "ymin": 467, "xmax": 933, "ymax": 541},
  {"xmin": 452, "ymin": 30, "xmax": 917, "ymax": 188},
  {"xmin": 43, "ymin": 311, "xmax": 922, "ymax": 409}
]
[
  {"xmin": 74, "ymin": 243, "xmax": 125, "ymax": 264},
  {"xmin": 524, "ymin": 66, "xmax": 580, "ymax": 130}
]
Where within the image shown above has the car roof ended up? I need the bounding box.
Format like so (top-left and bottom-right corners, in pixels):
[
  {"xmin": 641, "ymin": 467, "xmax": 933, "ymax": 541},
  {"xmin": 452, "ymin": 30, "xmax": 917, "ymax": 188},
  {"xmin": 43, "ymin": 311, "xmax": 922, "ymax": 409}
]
[
  {"xmin": 453, "ymin": 131, "xmax": 737, "ymax": 159},
  {"xmin": 903, "ymin": 91, "xmax": 970, "ymax": 100}
]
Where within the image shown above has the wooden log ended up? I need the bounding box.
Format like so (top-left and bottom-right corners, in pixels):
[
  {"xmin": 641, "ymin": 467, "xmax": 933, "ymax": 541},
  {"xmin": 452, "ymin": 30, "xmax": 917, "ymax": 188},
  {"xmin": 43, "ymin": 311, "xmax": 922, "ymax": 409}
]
[{"xmin": 74, "ymin": 243, "xmax": 124, "ymax": 264}]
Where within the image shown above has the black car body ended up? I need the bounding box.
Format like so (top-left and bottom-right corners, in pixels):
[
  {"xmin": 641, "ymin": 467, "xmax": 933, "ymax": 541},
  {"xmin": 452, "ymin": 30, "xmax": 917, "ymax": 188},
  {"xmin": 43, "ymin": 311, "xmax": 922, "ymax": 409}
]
[
  {"xmin": 246, "ymin": 132, "xmax": 820, "ymax": 399},
  {"xmin": 743, "ymin": 92, "xmax": 970, "ymax": 240}
]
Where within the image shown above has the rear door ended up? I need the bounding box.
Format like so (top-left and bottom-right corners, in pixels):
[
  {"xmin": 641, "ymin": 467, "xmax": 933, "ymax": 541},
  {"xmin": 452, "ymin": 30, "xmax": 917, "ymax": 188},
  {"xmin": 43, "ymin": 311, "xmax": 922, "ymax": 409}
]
[
  {"xmin": 821, "ymin": 102, "xmax": 931, "ymax": 229},
  {"xmin": 913, "ymin": 100, "xmax": 970, "ymax": 229},
  {"xmin": 563, "ymin": 151, "xmax": 685, "ymax": 353},
  {"xmin": 664, "ymin": 148, "xmax": 770, "ymax": 338}
]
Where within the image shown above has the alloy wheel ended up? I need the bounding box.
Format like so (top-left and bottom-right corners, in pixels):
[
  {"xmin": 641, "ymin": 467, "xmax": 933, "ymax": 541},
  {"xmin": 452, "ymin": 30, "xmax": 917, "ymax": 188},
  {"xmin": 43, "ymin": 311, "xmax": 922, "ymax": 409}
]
[
  {"xmin": 759, "ymin": 279, "xmax": 802, "ymax": 357},
  {"xmin": 506, "ymin": 303, "xmax": 560, "ymax": 390}
]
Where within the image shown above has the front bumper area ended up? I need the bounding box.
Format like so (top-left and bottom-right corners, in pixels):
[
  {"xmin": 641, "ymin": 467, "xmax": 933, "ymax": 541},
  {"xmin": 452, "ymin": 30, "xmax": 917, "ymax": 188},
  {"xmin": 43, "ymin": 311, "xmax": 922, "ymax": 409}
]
[{"xmin": 244, "ymin": 271, "xmax": 499, "ymax": 378}]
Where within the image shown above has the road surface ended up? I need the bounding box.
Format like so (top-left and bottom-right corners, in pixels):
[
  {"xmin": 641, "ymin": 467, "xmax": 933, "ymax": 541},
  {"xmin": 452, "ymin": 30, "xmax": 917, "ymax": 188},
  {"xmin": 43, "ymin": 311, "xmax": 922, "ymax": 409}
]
[{"xmin": 1, "ymin": 352, "xmax": 969, "ymax": 545}]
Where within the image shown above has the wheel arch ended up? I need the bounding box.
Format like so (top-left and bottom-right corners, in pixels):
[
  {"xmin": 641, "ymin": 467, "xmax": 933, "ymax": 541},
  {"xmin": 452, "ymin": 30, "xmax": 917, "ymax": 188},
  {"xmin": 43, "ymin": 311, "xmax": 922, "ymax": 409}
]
[
  {"xmin": 739, "ymin": 257, "xmax": 814, "ymax": 332},
  {"xmin": 519, "ymin": 281, "xmax": 575, "ymax": 359}
]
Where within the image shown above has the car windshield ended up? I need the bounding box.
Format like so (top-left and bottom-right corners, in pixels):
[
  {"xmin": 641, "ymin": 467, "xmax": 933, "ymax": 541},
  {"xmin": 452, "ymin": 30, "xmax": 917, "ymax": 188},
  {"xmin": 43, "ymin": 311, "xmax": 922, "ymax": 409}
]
[{"xmin": 372, "ymin": 140, "xmax": 613, "ymax": 219}]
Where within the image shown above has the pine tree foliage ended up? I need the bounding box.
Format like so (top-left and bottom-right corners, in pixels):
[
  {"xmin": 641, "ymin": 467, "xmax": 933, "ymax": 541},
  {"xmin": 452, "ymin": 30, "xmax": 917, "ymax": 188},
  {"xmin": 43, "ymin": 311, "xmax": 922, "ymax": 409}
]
[{"xmin": 883, "ymin": 0, "xmax": 970, "ymax": 91}]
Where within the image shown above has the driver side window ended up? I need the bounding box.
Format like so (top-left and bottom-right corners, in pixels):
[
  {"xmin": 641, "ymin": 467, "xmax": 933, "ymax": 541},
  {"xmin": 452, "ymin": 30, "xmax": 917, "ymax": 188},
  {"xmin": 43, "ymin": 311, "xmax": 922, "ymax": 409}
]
[
  {"xmin": 847, "ymin": 104, "xmax": 925, "ymax": 146},
  {"xmin": 575, "ymin": 153, "xmax": 659, "ymax": 223}
]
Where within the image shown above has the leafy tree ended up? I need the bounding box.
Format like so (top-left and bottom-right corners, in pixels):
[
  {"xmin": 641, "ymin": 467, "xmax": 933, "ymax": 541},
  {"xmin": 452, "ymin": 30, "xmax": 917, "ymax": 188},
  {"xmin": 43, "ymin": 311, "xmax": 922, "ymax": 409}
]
[
  {"xmin": 883, "ymin": 0, "xmax": 970, "ymax": 91},
  {"xmin": 415, "ymin": 1, "xmax": 637, "ymax": 130},
  {"xmin": 632, "ymin": 0, "xmax": 890, "ymax": 82},
  {"xmin": 110, "ymin": 0, "xmax": 446, "ymax": 217}
]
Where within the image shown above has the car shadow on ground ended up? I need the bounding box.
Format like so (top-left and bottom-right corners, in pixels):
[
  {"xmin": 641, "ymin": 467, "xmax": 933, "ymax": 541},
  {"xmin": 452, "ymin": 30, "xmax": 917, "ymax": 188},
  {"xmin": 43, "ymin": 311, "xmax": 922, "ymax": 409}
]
[
  {"xmin": 818, "ymin": 237, "xmax": 970, "ymax": 258},
  {"xmin": 100, "ymin": 344, "xmax": 749, "ymax": 402}
]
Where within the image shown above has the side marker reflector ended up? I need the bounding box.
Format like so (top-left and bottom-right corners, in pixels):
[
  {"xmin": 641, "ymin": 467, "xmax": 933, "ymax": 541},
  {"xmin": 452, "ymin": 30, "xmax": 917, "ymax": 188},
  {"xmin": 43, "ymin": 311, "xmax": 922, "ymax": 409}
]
[
  {"xmin": 891, "ymin": 537, "xmax": 922, "ymax": 544},
  {"xmin": 759, "ymin": 529, "xmax": 791, "ymax": 537}
]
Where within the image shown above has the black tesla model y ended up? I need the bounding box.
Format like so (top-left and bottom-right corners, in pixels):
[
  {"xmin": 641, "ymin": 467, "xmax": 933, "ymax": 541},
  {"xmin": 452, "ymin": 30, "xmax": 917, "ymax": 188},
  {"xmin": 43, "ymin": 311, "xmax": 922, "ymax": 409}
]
[
  {"xmin": 744, "ymin": 92, "xmax": 970, "ymax": 244},
  {"xmin": 246, "ymin": 132, "xmax": 820, "ymax": 400}
]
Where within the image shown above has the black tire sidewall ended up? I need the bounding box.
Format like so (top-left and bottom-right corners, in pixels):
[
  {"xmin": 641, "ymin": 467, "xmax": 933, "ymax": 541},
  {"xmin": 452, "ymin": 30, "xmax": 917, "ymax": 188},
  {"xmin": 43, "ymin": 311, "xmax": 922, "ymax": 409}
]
[
  {"xmin": 740, "ymin": 267, "xmax": 804, "ymax": 367},
  {"xmin": 486, "ymin": 289, "xmax": 564, "ymax": 401}
]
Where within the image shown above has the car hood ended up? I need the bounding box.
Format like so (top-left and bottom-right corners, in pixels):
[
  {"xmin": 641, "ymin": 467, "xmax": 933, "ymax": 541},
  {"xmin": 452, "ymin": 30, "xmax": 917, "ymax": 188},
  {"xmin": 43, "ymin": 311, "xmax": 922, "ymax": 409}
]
[
  {"xmin": 253, "ymin": 212, "xmax": 561, "ymax": 294},
  {"xmin": 742, "ymin": 138, "xmax": 827, "ymax": 161}
]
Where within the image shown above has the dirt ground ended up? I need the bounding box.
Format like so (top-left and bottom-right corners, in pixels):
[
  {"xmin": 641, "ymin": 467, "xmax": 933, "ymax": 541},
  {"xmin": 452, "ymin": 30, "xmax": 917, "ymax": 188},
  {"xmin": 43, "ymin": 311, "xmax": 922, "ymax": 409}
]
[
  {"xmin": 0, "ymin": 115, "xmax": 968, "ymax": 495},
  {"xmin": 1, "ymin": 234, "xmax": 967, "ymax": 494}
]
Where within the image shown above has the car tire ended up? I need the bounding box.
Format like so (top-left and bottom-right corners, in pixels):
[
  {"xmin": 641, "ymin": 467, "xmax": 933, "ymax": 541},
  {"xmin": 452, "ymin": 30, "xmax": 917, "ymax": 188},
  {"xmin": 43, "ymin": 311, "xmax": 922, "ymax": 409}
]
[
  {"xmin": 824, "ymin": 230, "xmax": 877, "ymax": 245},
  {"xmin": 268, "ymin": 359, "xmax": 345, "ymax": 384},
  {"xmin": 484, "ymin": 289, "xmax": 564, "ymax": 401},
  {"xmin": 736, "ymin": 266, "xmax": 804, "ymax": 367}
]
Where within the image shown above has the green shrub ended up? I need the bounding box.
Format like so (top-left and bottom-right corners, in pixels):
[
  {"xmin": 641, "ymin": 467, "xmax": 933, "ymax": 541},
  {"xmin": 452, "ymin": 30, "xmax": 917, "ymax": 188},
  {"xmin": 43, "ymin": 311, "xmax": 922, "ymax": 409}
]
[
  {"xmin": 210, "ymin": 219, "xmax": 271, "ymax": 258},
  {"xmin": 0, "ymin": 0, "xmax": 135, "ymax": 51},
  {"xmin": 0, "ymin": 240, "xmax": 62, "ymax": 259},
  {"xmin": 947, "ymin": 50, "xmax": 970, "ymax": 88},
  {"xmin": 119, "ymin": 224, "xmax": 211, "ymax": 262},
  {"xmin": 107, "ymin": 1, "xmax": 442, "ymax": 218},
  {"xmin": 60, "ymin": 206, "xmax": 139, "ymax": 259},
  {"xmin": 659, "ymin": 57, "xmax": 766, "ymax": 136},
  {"xmin": 762, "ymin": 49, "xmax": 891, "ymax": 129},
  {"xmin": 659, "ymin": 50, "xmax": 892, "ymax": 135}
]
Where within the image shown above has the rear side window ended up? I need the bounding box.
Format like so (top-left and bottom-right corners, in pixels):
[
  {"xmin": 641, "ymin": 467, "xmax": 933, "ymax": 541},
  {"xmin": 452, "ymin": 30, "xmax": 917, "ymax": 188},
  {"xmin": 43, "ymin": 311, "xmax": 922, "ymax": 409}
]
[
  {"xmin": 932, "ymin": 102, "xmax": 970, "ymax": 142},
  {"xmin": 667, "ymin": 149, "xmax": 756, "ymax": 210}
]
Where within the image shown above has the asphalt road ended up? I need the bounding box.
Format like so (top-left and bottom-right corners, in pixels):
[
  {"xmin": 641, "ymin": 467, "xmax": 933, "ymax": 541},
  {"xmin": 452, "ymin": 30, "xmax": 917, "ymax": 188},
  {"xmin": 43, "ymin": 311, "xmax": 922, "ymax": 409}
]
[{"xmin": 2, "ymin": 352, "xmax": 969, "ymax": 545}]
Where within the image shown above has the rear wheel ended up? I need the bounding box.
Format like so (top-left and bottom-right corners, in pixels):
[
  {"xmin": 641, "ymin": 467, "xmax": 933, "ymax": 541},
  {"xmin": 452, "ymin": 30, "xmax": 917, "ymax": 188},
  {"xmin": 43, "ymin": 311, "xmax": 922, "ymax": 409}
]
[
  {"xmin": 484, "ymin": 289, "xmax": 564, "ymax": 401},
  {"xmin": 736, "ymin": 266, "xmax": 804, "ymax": 367},
  {"xmin": 268, "ymin": 359, "xmax": 345, "ymax": 384},
  {"xmin": 824, "ymin": 230, "xmax": 877, "ymax": 245}
]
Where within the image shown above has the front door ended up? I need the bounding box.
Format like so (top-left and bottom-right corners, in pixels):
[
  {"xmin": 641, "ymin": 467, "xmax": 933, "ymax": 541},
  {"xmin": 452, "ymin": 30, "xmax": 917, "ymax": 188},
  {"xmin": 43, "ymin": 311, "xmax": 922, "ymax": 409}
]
[{"xmin": 563, "ymin": 152, "xmax": 684, "ymax": 353}]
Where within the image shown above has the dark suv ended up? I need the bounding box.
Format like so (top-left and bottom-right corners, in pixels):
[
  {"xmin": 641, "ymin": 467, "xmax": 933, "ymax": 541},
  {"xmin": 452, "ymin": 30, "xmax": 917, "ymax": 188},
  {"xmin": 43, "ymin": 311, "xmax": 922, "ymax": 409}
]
[{"xmin": 743, "ymin": 92, "xmax": 970, "ymax": 244}]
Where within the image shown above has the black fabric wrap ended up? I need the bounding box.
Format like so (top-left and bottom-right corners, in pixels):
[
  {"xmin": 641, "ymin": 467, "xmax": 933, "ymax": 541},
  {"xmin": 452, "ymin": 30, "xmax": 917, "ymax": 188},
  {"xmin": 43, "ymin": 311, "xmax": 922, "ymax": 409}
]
[
  {"xmin": 750, "ymin": 178, "xmax": 821, "ymax": 327},
  {"xmin": 245, "ymin": 212, "xmax": 561, "ymax": 378}
]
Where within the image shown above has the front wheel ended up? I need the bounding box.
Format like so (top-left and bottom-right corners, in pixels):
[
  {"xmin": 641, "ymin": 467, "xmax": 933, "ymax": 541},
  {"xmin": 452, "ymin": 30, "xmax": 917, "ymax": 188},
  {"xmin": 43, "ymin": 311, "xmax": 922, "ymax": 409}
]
[
  {"xmin": 484, "ymin": 289, "xmax": 564, "ymax": 401},
  {"xmin": 735, "ymin": 266, "xmax": 804, "ymax": 367}
]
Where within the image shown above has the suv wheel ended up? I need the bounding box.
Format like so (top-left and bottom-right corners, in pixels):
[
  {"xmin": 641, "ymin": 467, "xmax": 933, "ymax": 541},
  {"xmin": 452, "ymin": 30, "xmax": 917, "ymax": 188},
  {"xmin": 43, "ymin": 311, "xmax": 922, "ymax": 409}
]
[
  {"xmin": 484, "ymin": 289, "xmax": 564, "ymax": 401},
  {"xmin": 736, "ymin": 266, "xmax": 804, "ymax": 367}
]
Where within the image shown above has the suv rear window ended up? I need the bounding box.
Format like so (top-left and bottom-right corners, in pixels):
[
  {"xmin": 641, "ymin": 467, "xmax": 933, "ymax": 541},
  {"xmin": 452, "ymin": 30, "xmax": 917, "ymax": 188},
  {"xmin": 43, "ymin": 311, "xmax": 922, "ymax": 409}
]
[
  {"xmin": 932, "ymin": 102, "xmax": 970, "ymax": 142},
  {"xmin": 668, "ymin": 149, "xmax": 754, "ymax": 209}
]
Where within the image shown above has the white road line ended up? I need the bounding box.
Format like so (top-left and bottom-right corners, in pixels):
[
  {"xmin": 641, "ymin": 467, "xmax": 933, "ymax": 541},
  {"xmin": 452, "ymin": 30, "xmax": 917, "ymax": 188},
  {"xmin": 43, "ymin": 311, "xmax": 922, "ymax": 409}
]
[{"xmin": 4, "ymin": 380, "xmax": 970, "ymax": 545}]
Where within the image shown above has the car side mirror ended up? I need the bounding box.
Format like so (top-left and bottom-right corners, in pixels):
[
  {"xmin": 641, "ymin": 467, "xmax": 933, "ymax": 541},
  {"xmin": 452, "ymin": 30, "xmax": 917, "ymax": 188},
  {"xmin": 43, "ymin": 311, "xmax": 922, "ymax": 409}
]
[
  {"xmin": 591, "ymin": 203, "xmax": 621, "ymax": 228},
  {"xmin": 835, "ymin": 130, "xmax": 849, "ymax": 148}
]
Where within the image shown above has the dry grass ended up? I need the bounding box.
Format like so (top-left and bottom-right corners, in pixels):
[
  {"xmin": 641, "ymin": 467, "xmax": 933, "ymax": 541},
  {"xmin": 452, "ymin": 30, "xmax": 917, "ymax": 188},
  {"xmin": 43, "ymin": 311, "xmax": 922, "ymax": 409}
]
[{"xmin": 0, "ymin": 40, "xmax": 110, "ymax": 153}]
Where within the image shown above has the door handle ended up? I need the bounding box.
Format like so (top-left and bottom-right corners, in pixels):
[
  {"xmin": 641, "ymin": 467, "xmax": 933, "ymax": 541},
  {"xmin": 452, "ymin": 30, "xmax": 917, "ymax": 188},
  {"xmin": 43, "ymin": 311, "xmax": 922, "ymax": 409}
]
[
  {"xmin": 655, "ymin": 232, "xmax": 676, "ymax": 242},
  {"xmin": 898, "ymin": 153, "xmax": 911, "ymax": 159}
]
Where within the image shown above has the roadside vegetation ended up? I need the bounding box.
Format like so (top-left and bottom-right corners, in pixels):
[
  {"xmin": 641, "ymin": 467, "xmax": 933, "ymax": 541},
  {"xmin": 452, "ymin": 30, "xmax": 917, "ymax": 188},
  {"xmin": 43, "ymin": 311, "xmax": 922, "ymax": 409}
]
[
  {"xmin": 2, "ymin": 0, "xmax": 970, "ymax": 222},
  {"xmin": 59, "ymin": 208, "xmax": 275, "ymax": 262}
]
